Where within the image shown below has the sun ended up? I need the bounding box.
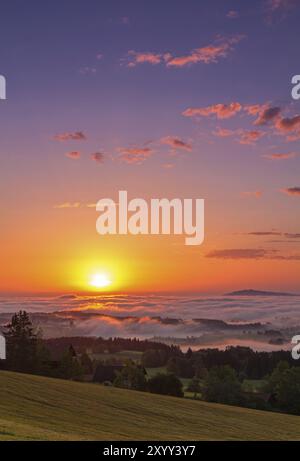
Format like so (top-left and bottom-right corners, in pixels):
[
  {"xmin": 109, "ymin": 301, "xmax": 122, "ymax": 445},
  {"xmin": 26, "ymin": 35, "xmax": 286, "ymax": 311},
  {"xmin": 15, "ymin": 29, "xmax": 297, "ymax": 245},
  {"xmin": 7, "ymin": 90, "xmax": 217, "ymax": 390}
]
[{"xmin": 89, "ymin": 273, "xmax": 112, "ymax": 289}]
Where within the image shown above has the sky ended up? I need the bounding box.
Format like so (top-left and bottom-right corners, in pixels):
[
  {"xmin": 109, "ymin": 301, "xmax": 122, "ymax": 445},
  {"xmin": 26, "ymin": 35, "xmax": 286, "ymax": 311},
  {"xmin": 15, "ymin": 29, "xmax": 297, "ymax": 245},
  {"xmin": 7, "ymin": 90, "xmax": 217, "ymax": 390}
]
[{"xmin": 0, "ymin": 0, "xmax": 300, "ymax": 294}]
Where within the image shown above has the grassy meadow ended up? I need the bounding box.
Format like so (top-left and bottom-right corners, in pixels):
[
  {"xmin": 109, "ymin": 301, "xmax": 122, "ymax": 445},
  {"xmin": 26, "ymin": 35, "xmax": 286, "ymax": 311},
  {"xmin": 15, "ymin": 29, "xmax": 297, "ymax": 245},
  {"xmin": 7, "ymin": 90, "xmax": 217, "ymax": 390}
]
[{"xmin": 0, "ymin": 370, "xmax": 300, "ymax": 441}]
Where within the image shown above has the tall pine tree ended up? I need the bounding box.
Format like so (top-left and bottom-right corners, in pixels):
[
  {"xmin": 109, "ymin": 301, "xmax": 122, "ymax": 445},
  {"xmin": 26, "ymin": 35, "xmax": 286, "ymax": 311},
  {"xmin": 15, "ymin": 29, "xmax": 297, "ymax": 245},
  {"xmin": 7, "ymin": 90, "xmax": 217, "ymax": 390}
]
[{"xmin": 4, "ymin": 310, "xmax": 38, "ymax": 373}]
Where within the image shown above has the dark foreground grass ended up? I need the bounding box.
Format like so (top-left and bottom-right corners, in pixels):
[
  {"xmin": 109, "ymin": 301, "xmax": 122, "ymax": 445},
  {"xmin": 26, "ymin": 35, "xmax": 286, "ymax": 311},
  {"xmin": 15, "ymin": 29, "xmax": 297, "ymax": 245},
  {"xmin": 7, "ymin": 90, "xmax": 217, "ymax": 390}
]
[{"xmin": 0, "ymin": 370, "xmax": 300, "ymax": 440}]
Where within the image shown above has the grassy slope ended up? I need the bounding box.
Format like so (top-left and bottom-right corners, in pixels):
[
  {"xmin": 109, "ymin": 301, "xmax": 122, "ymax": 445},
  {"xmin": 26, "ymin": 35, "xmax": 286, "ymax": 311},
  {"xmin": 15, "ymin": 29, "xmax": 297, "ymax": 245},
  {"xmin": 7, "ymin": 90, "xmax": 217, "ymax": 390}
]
[{"xmin": 0, "ymin": 371, "xmax": 300, "ymax": 441}]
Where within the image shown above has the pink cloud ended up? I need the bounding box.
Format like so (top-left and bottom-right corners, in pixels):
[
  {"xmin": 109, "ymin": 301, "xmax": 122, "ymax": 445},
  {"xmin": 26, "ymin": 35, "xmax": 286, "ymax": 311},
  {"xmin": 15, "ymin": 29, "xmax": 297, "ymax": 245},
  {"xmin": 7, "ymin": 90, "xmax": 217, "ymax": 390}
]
[
  {"xmin": 53, "ymin": 131, "xmax": 87, "ymax": 142},
  {"xmin": 253, "ymin": 106, "xmax": 281, "ymax": 125},
  {"xmin": 91, "ymin": 152, "xmax": 105, "ymax": 163},
  {"xmin": 244, "ymin": 104, "xmax": 267, "ymax": 116},
  {"xmin": 162, "ymin": 163, "xmax": 175, "ymax": 169},
  {"xmin": 183, "ymin": 102, "xmax": 242, "ymax": 119},
  {"xmin": 244, "ymin": 103, "xmax": 281, "ymax": 125},
  {"xmin": 274, "ymin": 115, "xmax": 300, "ymax": 140},
  {"xmin": 65, "ymin": 151, "xmax": 81, "ymax": 160},
  {"xmin": 54, "ymin": 202, "xmax": 81, "ymax": 209},
  {"xmin": 281, "ymin": 187, "xmax": 300, "ymax": 196},
  {"xmin": 160, "ymin": 136, "xmax": 192, "ymax": 151},
  {"xmin": 265, "ymin": 0, "xmax": 297, "ymax": 23},
  {"xmin": 244, "ymin": 105, "xmax": 300, "ymax": 140},
  {"xmin": 212, "ymin": 128, "xmax": 236, "ymax": 137},
  {"xmin": 120, "ymin": 16, "xmax": 130, "ymax": 25},
  {"xmin": 126, "ymin": 51, "xmax": 163, "ymax": 67},
  {"xmin": 166, "ymin": 36, "xmax": 244, "ymax": 67},
  {"xmin": 125, "ymin": 35, "xmax": 244, "ymax": 68},
  {"xmin": 267, "ymin": 0, "xmax": 296, "ymax": 12},
  {"xmin": 263, "ymin": 152, "xmax": 297, "ymax": 160},
  {"xmin": 275, "ymin": 115, "xmax": 300, "ymax": 132},
  {"xmin": 118, "ymin": 147, "xmax": 154, "ymax": 164},
  {"xmin": 239, "ymin": 130, "xmax": 265, "ymax": 145},
  {"xmin": 226, "ymin": 10, "xmax": 239, "ymax": 19},
  {"xmin": 242, "ymin": 191, "xmax": 263, "ymax": 199}
]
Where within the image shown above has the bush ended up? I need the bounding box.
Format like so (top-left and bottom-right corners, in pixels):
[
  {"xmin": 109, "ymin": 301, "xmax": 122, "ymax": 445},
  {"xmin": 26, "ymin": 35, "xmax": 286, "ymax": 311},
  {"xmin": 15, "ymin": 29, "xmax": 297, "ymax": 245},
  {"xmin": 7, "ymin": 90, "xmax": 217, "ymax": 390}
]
[
  {"xmin": 147, "ymin": 373, "xmax": 183, "ymax": 397},
  {"xmin": 202, "ymin": 365, "xmax": 244, "ymax": 405},
  {"xmin": 113, "ymin": 362, "xmax": 147, "ymax": 391},
  {"xmin": 267, "ymin": 362, "xmax": 300, "ymax": 414}
]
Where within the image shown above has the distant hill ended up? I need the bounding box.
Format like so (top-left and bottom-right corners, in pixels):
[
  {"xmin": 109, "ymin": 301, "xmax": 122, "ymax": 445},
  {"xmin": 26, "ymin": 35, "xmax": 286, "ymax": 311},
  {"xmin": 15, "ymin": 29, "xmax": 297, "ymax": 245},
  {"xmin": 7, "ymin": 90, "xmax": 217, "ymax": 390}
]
[
  {"xmin": 226, "ymin": 289, "xmax": 296, "ymax": 297},
  {"xmin": 1, "ymin": 370, "xmax": 300, "ymax": 440}
]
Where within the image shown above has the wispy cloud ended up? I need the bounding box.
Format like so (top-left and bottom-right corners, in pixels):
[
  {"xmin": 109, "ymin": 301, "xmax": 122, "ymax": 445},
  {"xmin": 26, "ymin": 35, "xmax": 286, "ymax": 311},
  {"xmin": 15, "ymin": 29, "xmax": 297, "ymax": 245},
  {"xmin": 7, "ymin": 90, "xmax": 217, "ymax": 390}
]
[
  {"xmin": 118, "ymin": 147, "xmax": 154, "ymax": 164},
  {"xmin": 253, "ymin": 106, "xmax": 281, "ymax": 125},
  {"xmin": 212, "ymin": 128, "xmax": 236, "ymax": 137},
  {"xmin": 183, "ymin": 102, "xmax": 242, "ymax": 119},
  {"xmin": 53, "ymin": 131, "xmax": 87, "ymax": 142},
  {"xmin": 125, "ymin": 35, "xmax": 244, "ymax": 68},
  {"xmin": 126, "ymin": 51, "xmax": 164, "ymax": 67},
  {"xmin": 65, "ymin": 151, "xmax": 81, "ymax": 160},
  {"xmin": 246, "ymin": 231, "xmax": 282, "ymax": 236},
  {"xmin": 91, "ymin": 152, "xmax": 105, "ymax": 163},
  {"xmin": 265, "ymin": 0, "xmax": 297, "ymax": 22},
  {"xmin": 206, "ymin": 248, "xmax": 269, "ymax": 259},
  {"xmin": 54, "ymin": 202, "xmax": 98, "ymax": 209},
  {"xmin": 241, "ymin": 191, "xmax": 262, "ymax": 199},
  {"xmin": 239, "ymin": 130, "xmax": 265, "ymax": 145},
  {"xmin": 166, "ymin": 36, "xmax": 244, "ymax": 67},
  {"xmin": 160, "ymin": 136, "xmax": 192, "ymax": 151},
  {"xmin": 246, "ymin": 105, "xmax": 300, "ymax": 141},
  {"xmin": 267, "ymin": 0, "xmax": 295, "ymax": 11},
  {"xmin": 284, "ymin": 233, "xmax": 300, "ymax": 239},
  {"xmin": 120, "ymin": 16, "xmax": 130, "ymax": 25},
  {"xmin": 281, "ymin": 187, "xmax": 300, "ymax": 196},
  {"xmin": 226, "ymin": 10, "xmax": 239, "ymax": 19},
  {"xmin": 79, "ymin": 66, "xmax": 97, "ymax": 75},
  {"xmin": 206, "ymin": 248, "xmax": 300, "ymax": 260},
  {"xmin": 54, "ymin": 202, "xmax": 81, "ymax": 209},
  {"xmin": 245, "ymin": 230, "xmax": 300, "ymax": 239},
  {"xmin": 263, "ymin": 152, "xmax": 297, "ymax": 160},
  {"xmin": 274, "ymin": 115, "xmax": 300, "ymax": 140}
]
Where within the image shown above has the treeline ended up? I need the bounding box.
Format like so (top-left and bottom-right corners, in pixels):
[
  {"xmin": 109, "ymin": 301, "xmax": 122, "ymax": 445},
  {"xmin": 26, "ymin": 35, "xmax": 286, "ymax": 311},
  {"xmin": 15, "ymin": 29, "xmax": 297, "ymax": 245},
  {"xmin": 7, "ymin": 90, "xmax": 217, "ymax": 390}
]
[
  {"xmin": 141, "ymin": 346, "xmax": 300, "ymax": 380},
  {"xmin": 43, "ymin": 336, "xmax": 178, "ymax": 356}
]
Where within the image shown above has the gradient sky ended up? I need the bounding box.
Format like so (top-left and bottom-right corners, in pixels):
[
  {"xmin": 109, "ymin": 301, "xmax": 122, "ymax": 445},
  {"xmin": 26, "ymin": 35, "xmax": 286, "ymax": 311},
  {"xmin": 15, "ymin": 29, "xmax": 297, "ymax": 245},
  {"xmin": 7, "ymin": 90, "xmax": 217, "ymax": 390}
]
[{"xmin": 0, "ymin": 0, "xmax": 300, "ymax": 294}]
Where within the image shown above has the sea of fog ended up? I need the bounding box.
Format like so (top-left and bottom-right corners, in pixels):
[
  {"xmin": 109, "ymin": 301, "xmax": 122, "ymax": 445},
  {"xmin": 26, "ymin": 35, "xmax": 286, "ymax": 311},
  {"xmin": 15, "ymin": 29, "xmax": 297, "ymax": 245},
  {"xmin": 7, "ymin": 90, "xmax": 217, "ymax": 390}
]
[{"xmin": 0, "ymin": 293, "xmax": 299, "ymax": 351}]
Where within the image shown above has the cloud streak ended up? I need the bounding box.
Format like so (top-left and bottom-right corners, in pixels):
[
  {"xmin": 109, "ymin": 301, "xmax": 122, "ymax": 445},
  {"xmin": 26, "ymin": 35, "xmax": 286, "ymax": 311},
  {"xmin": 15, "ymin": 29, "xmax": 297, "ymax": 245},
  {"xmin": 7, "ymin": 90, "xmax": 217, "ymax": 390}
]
[
  {"xmin": 239, "ymin": 130, "xmax": 265, "ymax": 145},
  {"xmin": 118, "ymin": 147, "xmax": 154, "ymax": 164},
  {"xmin": 281, "ymin": 187, "xmax": 300, "ymax": 196},
  {"xmin": 160, "ymin": 136, "xmax": 192, "ymax": 151},
  {"xmin": 241, "ymin": 191, "xmax": 262, "ymax": 199},
  {"xmin": 53, "ymin": 131, "xmax": 87, "ymax": 142},
  {"xmin": 125, "ymin": 36, "xmax": 244, "ymax": 68},
  {"xmin": 263, "ymin": 152, "xmax": 297, "ymax": 160},
  {"xmin": 65, "ymin": 151, "xmax": 81, "ymax": 159},
  {"xmin": 206, "ymin": 248, "xmax": 300, "ymax": 260},
  {"xmin": 91, "ymin": 152, "xmax": 105, "ymax": 163},
  {"xmin": 183, "ymin": 102, "xmax": 242, "ymax": 119}
]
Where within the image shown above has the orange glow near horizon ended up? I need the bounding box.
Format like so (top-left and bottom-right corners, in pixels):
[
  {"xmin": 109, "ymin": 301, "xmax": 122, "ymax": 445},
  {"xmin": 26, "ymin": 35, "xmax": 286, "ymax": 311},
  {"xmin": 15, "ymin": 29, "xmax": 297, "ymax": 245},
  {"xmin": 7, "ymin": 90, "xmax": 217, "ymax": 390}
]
[{"xmin": 0, "ymin": 194, "xmax": 300, "ymax": 294}]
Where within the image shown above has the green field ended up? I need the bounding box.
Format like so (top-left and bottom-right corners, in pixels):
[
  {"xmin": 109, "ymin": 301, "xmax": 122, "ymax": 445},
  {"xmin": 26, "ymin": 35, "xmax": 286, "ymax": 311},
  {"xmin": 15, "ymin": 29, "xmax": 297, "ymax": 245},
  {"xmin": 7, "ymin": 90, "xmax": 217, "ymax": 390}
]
[{"xmin": 0, "ymin": 370, "xmax": 300, "ymax": 441}]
